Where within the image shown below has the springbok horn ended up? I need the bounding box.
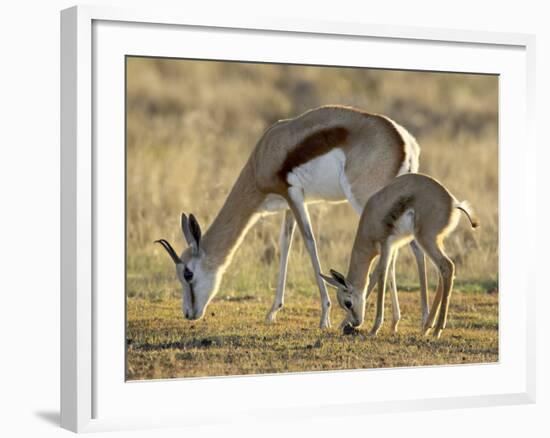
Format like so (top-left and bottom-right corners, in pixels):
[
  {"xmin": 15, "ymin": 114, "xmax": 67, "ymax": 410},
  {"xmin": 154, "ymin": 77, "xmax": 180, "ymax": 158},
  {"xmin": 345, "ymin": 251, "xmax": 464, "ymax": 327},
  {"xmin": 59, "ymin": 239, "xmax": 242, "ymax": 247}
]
[{"xmin": 155, "ymin": 239, "xmax": 182, "ymax": 264}]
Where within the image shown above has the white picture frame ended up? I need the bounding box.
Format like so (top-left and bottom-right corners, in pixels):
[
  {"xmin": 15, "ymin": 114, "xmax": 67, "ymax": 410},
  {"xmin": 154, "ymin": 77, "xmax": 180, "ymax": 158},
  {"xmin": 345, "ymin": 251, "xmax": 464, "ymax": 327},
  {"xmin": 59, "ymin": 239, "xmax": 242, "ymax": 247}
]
[{"xmin": 60, "ymin": 4, "xmax": 536, "ymax": 433}]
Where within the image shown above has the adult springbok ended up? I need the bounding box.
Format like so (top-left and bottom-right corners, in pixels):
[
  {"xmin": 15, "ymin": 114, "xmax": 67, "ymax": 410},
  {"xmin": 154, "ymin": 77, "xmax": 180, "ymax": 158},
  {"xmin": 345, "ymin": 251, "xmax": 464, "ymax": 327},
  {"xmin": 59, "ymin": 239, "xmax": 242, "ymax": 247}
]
[
  {"xmin": 155, "ymin": 105, "xmax": 428, "ymax": 329},
  {"xmin": 321, "ymin": 173, "xmax": 479, "ymax": 338}
]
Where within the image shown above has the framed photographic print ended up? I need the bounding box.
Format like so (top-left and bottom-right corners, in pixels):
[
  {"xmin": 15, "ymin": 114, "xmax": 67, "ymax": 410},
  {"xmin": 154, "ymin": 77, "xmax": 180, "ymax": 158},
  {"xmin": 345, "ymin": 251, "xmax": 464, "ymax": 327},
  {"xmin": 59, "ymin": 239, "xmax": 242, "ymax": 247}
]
[{"xmin": 61, "ymin": 5, "xmax": 536, "ymax": 433}]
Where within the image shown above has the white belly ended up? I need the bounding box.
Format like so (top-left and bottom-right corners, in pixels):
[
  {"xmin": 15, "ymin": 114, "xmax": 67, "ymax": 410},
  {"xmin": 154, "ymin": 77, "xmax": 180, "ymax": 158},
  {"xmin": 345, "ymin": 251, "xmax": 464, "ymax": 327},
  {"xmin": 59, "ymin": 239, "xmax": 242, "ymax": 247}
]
[
  {"xmin": 261, "ymin": 194, "xmax": 289, "ymax": 213},
  {"xmin": 286, "ymin": 148, "xmax": 347, "ymax": 202},
  {"xmin": 388, "ymin": 209, "xmax": 416, "ymax": 248},
  {"xmin": 259, "ymin": 148, "xmax": 353, "ymax": 215}
]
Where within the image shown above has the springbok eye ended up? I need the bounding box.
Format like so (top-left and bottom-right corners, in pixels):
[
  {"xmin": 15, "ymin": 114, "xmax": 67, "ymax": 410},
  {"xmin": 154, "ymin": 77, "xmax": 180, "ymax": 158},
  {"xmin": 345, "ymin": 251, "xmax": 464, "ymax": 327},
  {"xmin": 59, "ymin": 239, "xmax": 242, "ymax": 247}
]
[
  {"xmin": 344, "ymin": 300, "xmax": 353, "ymax": 309},
  {"xmin": 183, "ymin": 266, "xmax": 193, "ymax": 282}
]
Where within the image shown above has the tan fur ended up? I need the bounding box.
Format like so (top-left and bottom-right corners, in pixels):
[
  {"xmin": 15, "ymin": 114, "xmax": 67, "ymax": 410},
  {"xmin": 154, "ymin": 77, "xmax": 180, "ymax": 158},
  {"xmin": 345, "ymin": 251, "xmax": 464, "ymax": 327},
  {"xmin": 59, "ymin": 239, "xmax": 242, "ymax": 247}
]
[
  {"xmin": 170, "ymin": 105, "xmax": 422, "ymax": 326},
  {"xmin": 252, "ymin": 105, "xmax": 411, "ymax": 196},
  {"xmin": 197, "ymin": 105, "xmax": 416, "ymax": 271},
  {"xmin": 343, "ymin": 173, "xmax": 477, "ymax": 338}
]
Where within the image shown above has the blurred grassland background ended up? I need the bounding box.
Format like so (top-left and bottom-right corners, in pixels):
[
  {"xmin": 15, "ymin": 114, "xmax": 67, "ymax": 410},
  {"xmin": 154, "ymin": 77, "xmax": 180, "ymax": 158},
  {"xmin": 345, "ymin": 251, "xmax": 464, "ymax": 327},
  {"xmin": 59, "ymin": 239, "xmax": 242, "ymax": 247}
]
[{"xmin": 126, "ymin": 57, "xmax": 498, "ymax": 379}]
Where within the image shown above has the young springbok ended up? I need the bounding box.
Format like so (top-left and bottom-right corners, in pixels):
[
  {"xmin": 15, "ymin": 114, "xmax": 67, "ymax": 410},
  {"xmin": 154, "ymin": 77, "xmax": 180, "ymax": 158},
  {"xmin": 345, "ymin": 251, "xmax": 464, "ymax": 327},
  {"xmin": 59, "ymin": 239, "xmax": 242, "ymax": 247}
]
[
  {"xmin": 155, "ymin": 105, "xmax": 428, "ymax": 329},
  {"xmin": 321, "ymin": 173, "xmax": 479, "ymax": 338}
]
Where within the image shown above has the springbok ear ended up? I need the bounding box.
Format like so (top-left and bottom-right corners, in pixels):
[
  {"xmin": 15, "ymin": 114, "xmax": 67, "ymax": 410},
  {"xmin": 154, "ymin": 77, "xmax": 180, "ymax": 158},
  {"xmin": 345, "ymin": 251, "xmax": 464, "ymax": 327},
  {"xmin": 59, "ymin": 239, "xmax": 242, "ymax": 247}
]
[
  {"xmin": 181, "ymin": 213, "xmax": 200, "ymax": 255},
  {"xmin": 329, "ymin": 269, "xmax": 351, "ymax": 289},
  {"xmin": 188, "ymin": 214, "xmax": 202, "ymax": 246},
  {"xmin": 320, "ymin": 272, "xmax": 345, "ymax": 289}
]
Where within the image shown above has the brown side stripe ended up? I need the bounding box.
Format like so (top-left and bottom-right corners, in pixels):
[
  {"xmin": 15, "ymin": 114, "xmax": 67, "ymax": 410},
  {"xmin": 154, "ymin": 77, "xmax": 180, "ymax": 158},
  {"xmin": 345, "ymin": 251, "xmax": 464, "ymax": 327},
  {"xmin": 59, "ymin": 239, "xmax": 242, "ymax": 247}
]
[
  {"xmin": 383, "ymin": 195, "xmax": 415, "ymax": 232},
  {"xmin": 277, "ymin": 126, "xmax": 349, "ymax": 185}
]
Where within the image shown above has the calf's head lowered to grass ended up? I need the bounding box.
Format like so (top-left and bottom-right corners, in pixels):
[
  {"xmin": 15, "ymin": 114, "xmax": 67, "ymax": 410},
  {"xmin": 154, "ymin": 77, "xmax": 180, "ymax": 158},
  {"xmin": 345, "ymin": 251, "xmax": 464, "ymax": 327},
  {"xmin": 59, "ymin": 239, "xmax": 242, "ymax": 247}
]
[{"xmin": 320, "ymin": 269, "xmax": 366, "ymax": 328}]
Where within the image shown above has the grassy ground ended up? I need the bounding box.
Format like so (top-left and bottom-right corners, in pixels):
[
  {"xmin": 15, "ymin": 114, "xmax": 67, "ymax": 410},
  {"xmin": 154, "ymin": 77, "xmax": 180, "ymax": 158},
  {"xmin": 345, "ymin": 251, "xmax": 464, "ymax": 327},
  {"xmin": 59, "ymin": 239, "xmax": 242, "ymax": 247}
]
[
  {"xmin": 126, "ymin": 57, "xmax": 499, "ymax": 380},
  {"xmin": 127, "ymin": 286, "xmax": 498, "ymax": 380}
]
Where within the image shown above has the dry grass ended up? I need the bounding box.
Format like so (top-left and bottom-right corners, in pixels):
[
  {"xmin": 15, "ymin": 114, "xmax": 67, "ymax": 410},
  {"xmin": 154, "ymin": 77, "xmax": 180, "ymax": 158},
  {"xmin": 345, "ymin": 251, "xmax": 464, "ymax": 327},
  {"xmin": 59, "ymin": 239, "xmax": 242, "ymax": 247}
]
[
  {"xmin": 127, "ymin": 292, "xmax": 498, "ymax": 380},
  {"xmin": 126, "ymin": 57, "xmax": 499, "ymax": 380}
]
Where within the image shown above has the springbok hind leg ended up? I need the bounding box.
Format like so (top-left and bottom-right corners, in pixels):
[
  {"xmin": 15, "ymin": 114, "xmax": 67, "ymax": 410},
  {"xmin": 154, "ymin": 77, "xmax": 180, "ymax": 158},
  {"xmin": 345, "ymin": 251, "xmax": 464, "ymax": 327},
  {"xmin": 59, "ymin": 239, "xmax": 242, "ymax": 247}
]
[
  {"xmin": 266, "ymin": 210, "xmax": 296, "ymax": 324},
  {"xmin": 423, "ymin": 274, "xmax": 442, "ymax": 336},
  {"xmin": 287, "ymin": 186, "xmax": 332, "ymax": 329},
  {"xmin": 433, "ymin": 255, "xmax": 455, "ymax": 339},
  {"xmin": 419, "ymin": 238, "xmax": 455, "ymax": 338}
]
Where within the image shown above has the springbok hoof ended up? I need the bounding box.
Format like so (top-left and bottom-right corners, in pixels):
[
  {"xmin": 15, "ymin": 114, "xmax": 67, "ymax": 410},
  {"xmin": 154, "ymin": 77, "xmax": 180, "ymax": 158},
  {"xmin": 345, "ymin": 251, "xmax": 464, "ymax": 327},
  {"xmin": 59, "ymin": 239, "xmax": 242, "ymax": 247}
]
[
  {"xmin": 368, "ymin": 328, "xmax": 380, "ymax": 337},
  {"xmin": 422, "ymin": 321, "xmax": 434, "ymax": 335},
  {"xmin": 422, "ymin": 314, "xmax": 429, "ymax": 328},
  {"xmin": 392, "ymin": 320, "xmax": 400, "ymax": 333}
]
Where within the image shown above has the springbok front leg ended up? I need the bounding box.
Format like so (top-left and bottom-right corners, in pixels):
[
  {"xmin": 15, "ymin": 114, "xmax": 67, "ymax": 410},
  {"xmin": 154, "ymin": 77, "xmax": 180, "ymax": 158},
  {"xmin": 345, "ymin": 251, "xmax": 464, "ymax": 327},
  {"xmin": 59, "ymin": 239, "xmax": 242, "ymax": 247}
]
[
  {"xmin": 379, "ymin": 242, "xmax": 428, "ymax": 333},
  {"xmin": 287, "ymin": 186, "xmax": 331, "ymax": 329},
  {"xmin": 266, "ymin": 210, "xmax": 296, "ymax": 323},
  {"xmin": 388, "ymin": 249, "xmax": 401, "ymax": 333},
  {"xmin": 370, "ymin": 243, "xmax": 393, "ymax": 336},
  {"xmin": 410, "ymin": 240, "xmax": 429, "ymax": 328}
]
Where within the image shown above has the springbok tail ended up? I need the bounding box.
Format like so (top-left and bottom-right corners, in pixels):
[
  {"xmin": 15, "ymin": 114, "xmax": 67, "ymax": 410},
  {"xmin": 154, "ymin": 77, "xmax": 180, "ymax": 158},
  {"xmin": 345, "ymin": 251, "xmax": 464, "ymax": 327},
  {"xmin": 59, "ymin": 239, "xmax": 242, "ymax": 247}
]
[{"xmin": 455, "ymin": 200, "xmax": 479, "ymax": 229}]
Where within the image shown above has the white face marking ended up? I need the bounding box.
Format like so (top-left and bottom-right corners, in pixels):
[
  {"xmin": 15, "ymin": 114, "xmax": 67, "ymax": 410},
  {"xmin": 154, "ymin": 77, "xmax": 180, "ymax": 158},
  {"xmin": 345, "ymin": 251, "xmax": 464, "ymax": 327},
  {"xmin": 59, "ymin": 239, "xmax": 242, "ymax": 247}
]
[
  {"xmin": 178, "ymin": 254, "xmax": 221, "ymax": 320},
  {"xmin": 286, "ymin": 148, "xmax": 347, "ymax": 202},
  {"xmin": 337, "ymin": 286, "xmax": 366, "ymax": 327}
]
